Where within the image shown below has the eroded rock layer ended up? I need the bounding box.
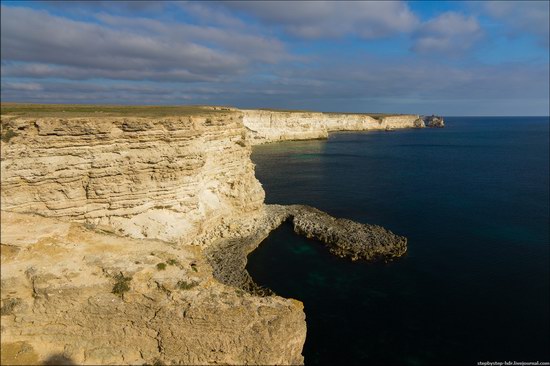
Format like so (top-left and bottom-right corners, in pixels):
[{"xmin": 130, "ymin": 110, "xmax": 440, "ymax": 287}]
[
  {"xmin": 0, "ymin": 212, "xmax": 306, "ymax": 365},
  {"xmin": 1, "ymin": 109, "xmax": 264, "ymax": 243},
  {"xmin": 242, "ymin": 109, "xmax": 424, "ymax": 144},
  {"xmin": 206, "ymin": 205, "xmax": 407, "ymax": 296}
]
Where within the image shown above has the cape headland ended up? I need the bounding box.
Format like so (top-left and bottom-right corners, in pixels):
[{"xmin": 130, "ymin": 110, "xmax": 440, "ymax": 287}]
[{"xmin": 0, "ymin": 104, "xmax": 442, "ymax": 365}]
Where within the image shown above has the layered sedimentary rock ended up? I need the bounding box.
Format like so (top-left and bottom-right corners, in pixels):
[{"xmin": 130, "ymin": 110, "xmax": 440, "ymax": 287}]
[
  {"xmin": 242, "ymin": 109, "xmax": 424, "ymax": 144},
  {"xmin": 1, "ymin": 108, "xmax": 303, "ymax": 365},
  {"xmin": 1, "ymin": 106, "xmax": 414, "ymax": 365},
  {"xmin": 1, "ymin": 108, "xmax": 264, "ymax": 243}
]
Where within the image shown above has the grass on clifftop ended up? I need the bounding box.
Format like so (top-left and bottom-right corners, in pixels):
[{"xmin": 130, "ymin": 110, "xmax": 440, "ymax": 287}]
[
  {"xmin": 1, "ymin": 103, "xmax": 408, "ymax": 119},
  {"xmin": 0, "ymin": 103, "xmax": 232, "ymax": 118}
]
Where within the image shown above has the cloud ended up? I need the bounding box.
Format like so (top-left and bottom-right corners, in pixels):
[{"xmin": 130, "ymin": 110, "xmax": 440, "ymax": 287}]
[
  {"xmin": 39, "ymin": 1, "xmax": 168, "ymax": 15},
  {"xmin": 1, "ymin": 82, "xmax": 43, "ymax": 92},
  {"xmin": 483, "ymin": 1, "xmax": 549, "ymax": 48},
  {"xmin": 271, "ymin": 56, "xmax": 548, "ymax": 102},
  {"xmin": 0, "ymin": 5, "xmax": 289, "ymax": 83},
  {"xmin": 220, "ymin": 1, "xmax": 419, "ymax": 39},
  {"xmin": 95, "ymin": 13, "xmax": 290, "ymax": 64},
  {"xmin": 411, "ymin": 12, "xmax": 482, "ymax": 54},
  {"xmin": 177, "ymin": 1, "xmax": 247, "ymax": 29},
  {"xmin": 0, "ymin": 80, "xmax": 207, "ymax": 104},
  {"xmin": 1, "ymin": 62, "xmax": 218, "ymax": 82},
  {"xmin": 1, "ymin": 2, "xmax": 548, "ymax": 116},
  {"xmin": 4, "ymin": 55, "xmax": 547, "ymax": 115}
]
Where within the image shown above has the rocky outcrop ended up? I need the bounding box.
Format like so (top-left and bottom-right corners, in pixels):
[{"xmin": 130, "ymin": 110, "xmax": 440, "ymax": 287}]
[
  {"xmin": 290, "ymin": 205, "xmax": 407, "ymax": 261},
  {"xmin": 423, "ymin": 115, "xmax": 445, "ymax": 128},
  {"xmin": 242, "ymin": 109, "xmax": 424, "ymax": 144},
  {"xmin": 206, "ymin": 205, "xmax": 407, "ymax": 296},
  {"xmin": 0, "ymin": 211, "xmax": 306, "ymax": 365}
]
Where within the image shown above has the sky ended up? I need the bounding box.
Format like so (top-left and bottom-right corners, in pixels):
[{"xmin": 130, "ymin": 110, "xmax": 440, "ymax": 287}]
[{"xmin": 1, "ymin": 1, "xmax": 549, "ymax": 116}]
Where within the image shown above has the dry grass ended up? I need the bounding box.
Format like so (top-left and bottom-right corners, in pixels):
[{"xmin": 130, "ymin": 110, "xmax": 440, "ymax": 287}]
[
  {"xmin": 0, "ymin": 103, "xmax": 232, "ymax": 118},
  {"xmin": 1, "ymin": 103, "xmax": 405, "ymax": 119}
]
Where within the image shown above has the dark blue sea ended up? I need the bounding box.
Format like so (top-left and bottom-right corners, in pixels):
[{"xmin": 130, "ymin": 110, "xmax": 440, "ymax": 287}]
[{"xmin": 248, "ymin": 117, "xmax": 550, "ymax": 365}]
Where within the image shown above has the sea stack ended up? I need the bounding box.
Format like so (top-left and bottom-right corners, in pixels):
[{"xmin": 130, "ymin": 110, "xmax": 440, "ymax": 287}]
[{"xmin": 424, "ymin": 115, "xmax": 445, "ymax": 128}]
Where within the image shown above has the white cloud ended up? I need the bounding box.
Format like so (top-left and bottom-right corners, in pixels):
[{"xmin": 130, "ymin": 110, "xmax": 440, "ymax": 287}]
[
  {"xmin": 220, "ymin": 1, "xmax": 419, "ymax": 39},
  {"xmin": 2, "ymin": 82, "xmax": 43, "ymax": 91},
  {"xmin": 412, "ymin": 12, "xmax": 482, "ymax": 54},
  {"xmin": 483, "ymin": 1, "xmax": 549, "ymax": 48},
  {"xmin": 0, "ymin": 5, "xmax": 290, "ymax": 83}
]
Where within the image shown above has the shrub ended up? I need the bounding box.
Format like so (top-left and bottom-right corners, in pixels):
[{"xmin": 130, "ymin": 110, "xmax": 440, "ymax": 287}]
[
  {"xmin": 1, "ymin": 128, "xmax": 17, "ymax": 143},
  {"xmin": 0, "ymin": 298, "xmax": 22, "ymax": 315},
  {"xmin": 177, "ymin": 280, "xmax": 198, "ymax": 290},
  {"xmin": 112, "ymin": 273, "xmax": 132, "ymax": 297},
  {"xmin": 156, "ymin": 262, "xmax": 167, "ymax": 271}
]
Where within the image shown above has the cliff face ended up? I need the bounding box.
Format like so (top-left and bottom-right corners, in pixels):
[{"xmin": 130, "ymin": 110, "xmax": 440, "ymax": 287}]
[
  {"xmin": 242, "ymin": 109, "xmax": 424, "ymax": 145},
  {"xmin": 1, "ymin": 106, "xmax": 417, "ymax": 365},
  {"xmin": 1, "ymin": 109, "xmax": 264, "ymax": 243},
  {"xmin": 1, "ymin": 108, "xmax": 307, "ymax": 365}
]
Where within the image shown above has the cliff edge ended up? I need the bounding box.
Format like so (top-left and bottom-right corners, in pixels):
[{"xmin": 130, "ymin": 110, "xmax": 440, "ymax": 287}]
[{"xmin": 242, "ymin": 109, "xmax": 426, "ymax": 145}]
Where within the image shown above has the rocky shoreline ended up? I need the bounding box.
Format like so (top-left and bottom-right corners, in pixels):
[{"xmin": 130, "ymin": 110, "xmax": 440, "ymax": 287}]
[{"xmin": 206, "ymin": 204, "xmax": 407, "ymax": 297}]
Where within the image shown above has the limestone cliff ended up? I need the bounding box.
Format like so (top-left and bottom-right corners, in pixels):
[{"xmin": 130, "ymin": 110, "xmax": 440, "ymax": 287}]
[
  {"xmin": 1, "ymin": 107, "xmax": 303, "ymax": 365},
  {"xmin": 242, "ymin": 109, "xmax": 424, "ymax": 145},
  {"xmin": 1, "ymin": 211, "xmax": 305, "ymax": 365},
  {"xmin": 1, "ymin": 105, "xmax": 415, "ymax": 365},
  {"xmin": 1, "ymin": 108, "xmax": 264, "ymax": 243}
]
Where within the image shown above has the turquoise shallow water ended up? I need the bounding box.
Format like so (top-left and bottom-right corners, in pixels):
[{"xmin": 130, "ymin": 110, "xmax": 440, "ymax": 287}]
[{"xmin": 247, "ymin": 117, "xmax": 550, "ymax": 365}]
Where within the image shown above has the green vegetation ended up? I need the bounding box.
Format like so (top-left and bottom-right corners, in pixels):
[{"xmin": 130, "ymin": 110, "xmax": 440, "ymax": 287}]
[
  {"xmin": 0, "ymin": 103, "xmax": 230, "ymax": 118},
  {"xmin": 177, "ymin": 280, "xmax": 198, "ymax": 290},
  {"xmin": 156, "ymin": 262, "xmax": 167, "ymax": 271},
  {"xmin": 166, "ymin": 259, "xmax": 179, "ymax": 266},
  {"xmin": 112, "ymin": 273, "xmax": 132, "ymax": 297},
  {"xmin": 190, "ymin": 263, "xmax": 198, "ymax": 272},
  {"xmin": 0, "ymin": 298, "xmax": 22, "ymax": 315},
  {"xmin": 1, "ymin": 128, "xmax": 18, "ymax": 143},
  {"xmin": 0, "ymin": 103, "xmax": 406, "ymax": 119}
]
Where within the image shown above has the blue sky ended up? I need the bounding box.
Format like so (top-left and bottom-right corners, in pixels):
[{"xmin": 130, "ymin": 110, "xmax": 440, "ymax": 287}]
[{"xmin": 1, "ymin": 1, "xmax": 548, "ymax": 115}]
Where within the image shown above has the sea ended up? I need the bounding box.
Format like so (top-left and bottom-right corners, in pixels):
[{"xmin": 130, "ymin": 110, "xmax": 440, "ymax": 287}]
[{"xmin": 247, "ymin": 117, "xmax": 550, "ymax": 365}]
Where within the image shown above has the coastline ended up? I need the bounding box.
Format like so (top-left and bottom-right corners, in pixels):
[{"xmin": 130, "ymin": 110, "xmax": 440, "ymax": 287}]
[{"xmin": 1, "ymin": 104, "xmax": 437, "ymax": 365}]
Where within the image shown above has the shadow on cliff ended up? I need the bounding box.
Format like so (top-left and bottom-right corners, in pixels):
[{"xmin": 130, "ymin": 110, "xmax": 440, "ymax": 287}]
[{"xmin": 43, "ymin": 354, "xmax": 75, "ymax": 365}]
